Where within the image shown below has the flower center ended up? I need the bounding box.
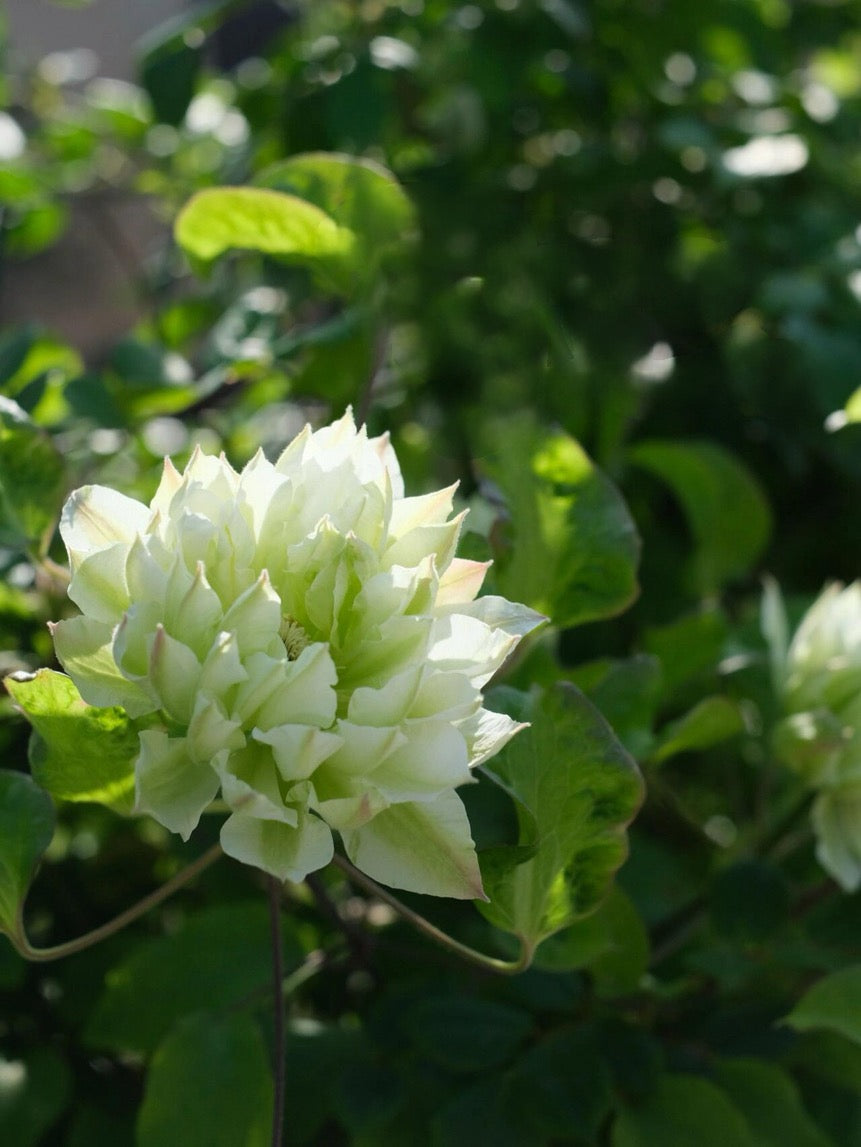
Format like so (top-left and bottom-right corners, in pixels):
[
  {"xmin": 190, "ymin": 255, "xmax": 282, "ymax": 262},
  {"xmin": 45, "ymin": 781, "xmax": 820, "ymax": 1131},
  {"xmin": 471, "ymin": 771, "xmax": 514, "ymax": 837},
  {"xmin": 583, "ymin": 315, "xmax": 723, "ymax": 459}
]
[{"xmin": 280, "ymin": 615, "xmax": 310, "ymax": 660}]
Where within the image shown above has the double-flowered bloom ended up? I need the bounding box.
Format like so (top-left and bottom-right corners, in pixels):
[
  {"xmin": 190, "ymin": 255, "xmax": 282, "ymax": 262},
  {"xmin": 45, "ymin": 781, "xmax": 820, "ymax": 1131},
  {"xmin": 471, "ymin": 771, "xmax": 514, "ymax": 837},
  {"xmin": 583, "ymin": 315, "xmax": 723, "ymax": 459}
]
[
  {"xmin": 51, "ymin": 412, "xmax": 543, "ymax": 897},
  {"xmin": 777, "ymin": 581, "xmax": 861, "ymax": 891}
]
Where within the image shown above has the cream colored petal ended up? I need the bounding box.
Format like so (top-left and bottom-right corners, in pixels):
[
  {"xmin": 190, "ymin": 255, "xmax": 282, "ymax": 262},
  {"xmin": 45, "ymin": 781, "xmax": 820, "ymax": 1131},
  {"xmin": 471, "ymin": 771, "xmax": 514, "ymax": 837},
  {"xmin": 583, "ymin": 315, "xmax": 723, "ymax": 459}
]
[
  {"xmin": 435, "ymin": 559, "xmax": 491, "ymax": 606},
  {"xmin": 371, "ymin": 722, "xmax": 471, "ymax": 801},
  {"xmin": 51, "ymin": 616, "xmax": 157, "ymax": 717},
  {"xmin": 134, "ymin": 730, "xmax": 220, "ymax": 840},
  {"xmin": 388, "ymin": 484, "xmax": 458, "ymax": 539},
  {"xmin": 60, "ymin": 485, "xmax": 150, "ymax": 563},
  {"xmin": 341, "ymin": 790, "xmax": 484, "ymax": 900},
  {"xmin": 252, "ymin": 724, "xmax": 343, "ymax": 783},
  {"xmin": 461, "ymin": 707, "xmax": 528, "ymax": 767},
  {"xmin": 68, "ymin": 543, "xmax": 132, "ymax": 624},
  {"xmin": 220, "ymin": 809, "xmax": 333, "ymax": 883}
]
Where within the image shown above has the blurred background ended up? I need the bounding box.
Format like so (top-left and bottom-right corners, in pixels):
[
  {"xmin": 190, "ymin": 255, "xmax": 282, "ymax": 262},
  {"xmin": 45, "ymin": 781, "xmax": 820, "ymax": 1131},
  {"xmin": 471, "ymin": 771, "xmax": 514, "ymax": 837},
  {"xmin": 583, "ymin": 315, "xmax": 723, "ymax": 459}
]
[{"xmin": 3, "ymin": 0, "xmax": 861, "ymax": 599}]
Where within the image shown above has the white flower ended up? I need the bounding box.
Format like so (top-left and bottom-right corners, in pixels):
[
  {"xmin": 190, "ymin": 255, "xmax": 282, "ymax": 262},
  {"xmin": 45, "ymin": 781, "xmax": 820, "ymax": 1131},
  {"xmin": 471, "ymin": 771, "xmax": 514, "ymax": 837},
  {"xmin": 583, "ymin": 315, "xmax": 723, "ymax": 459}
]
[
  {"xmin": 770, "ymin": 580, "xmax": 861, "ymax": 890},
  {"xmin": 51, "ymin": 410, "xmax": 544, "ymax": 897}
]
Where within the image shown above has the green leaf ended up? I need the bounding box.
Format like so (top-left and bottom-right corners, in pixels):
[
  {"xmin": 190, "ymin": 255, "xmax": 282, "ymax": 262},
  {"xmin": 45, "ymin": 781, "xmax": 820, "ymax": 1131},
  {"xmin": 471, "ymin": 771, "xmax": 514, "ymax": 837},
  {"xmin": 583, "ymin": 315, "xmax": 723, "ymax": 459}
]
[
  {"xmin": 651, "ymin": 696, "xmax": 745, "ymax": 764},
  {"xmin": 0, "ymin": 770, "xmax": 55, "ymax": 939},
  {"xmin": 403, "ymin": 996, "xmax": 533, "ymax": 1073},
  {"xmin": 256, "ymin": 152, "xmax": 416, "ymax": 292},
  {"xmin": 508, "ymin": 1027, "xmax": 614, "ymax": 1139},
  {"xmin": 571, "ymin": 654, "xmax": 662, "ymax": 759},
  {"xmin": 482, "ymin": 417, "xmax": 640, "ymax": 629},
  {"xmin": 479, "ymin": 683, "xmax": 644, "ymax": 952},
  {"xmin": 786, "ymin": 965, "xmax": 861, "ymax": 1047},
  {"xmin": 174, "ymin": 187, "xmax": 355, "ymax": 294},
  {"xmin": 629, "ymin": 439, "xmax": 771, "ymax": 594},
  {"xmin": 716, "ymin": 1059, "xmax": 835, "ymax": 1147},
  {"xmin": 137, "ymin": 1012, "xmax": 272, "ymax": 1147},
  {"xmin": 85, "ymin": 903, "xmax": 303, "ymax": 1055},
  {"xmin": 6, "ymin": 670, "xmax": 137, "ymax": 812},
  {"xmin": 0, "ymin": 397, "xmax": 65, "ymax": 554},
  {"xmin": 534, "ymin": 886, "xmax": 650, "ymax": 994},
  {"xmin": 612, "ymin": 1074, "xmax": 759, "ymax": 1147},
  {"xmin": 643, "ymin": 607, "xmax": 729, "ymax": 694},
  {"xmin": 0, "ymin": 1048, "xmax": 72, "ymax": 1147}
]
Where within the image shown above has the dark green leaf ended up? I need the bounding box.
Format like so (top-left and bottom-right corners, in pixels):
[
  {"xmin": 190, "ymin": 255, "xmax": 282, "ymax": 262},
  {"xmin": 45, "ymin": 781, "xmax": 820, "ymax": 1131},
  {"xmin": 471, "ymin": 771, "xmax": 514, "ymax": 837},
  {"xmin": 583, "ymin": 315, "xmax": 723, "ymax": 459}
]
[
  {"xmin": 86, "ymin": 904, "xmax": 303, "ymax": 1055},
  {"xmin": 6, "ymin": 670, "xmax": 137, "ymax": 812},
  {"xmin": 0, "ymin": 769, "xmax": 55, "ymax": 939},
  {"xmin": 786, "ymin": 966, "xmax": 861, "ymax": 1047},
  {"xmin": 0, "ymin": 1048, "xmax": 71, "ymax": 1147},
  {"xmin": 508, "ymin": 1027, "xmax": 613, "ymax": 1139},
  {"xmin": 709, "ymin": 860, "xmax": 790, "ymax": 943},
  {"xmin": 716, "ymin": 1058, "xmax": 835, "ymax": 1147},
  {"xmin": 137, "ymin": 1012, "xmax": 272, "ymax": 1147},
  {"xmin": 612, "ymin": 1074, "xmax": 758, "ymax": 1147},
  {"xmin": 404, "ymin": 996, "xmax": 533, "ymax": 1073},
  {"xmin": 629, "ymin": 440, "xmax": 771, "ymax": 594},
  {"xmin": 651, "ymin": 696, "xmax": 745, "ymax": 764}
]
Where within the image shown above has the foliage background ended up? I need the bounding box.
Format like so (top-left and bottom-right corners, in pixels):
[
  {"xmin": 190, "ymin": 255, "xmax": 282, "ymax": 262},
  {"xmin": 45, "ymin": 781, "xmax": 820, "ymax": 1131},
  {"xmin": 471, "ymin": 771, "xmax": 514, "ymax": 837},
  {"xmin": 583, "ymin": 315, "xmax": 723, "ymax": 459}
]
[{"xmin": 2, "ymin": 0, "xmax": 861, "ymax": 1143}]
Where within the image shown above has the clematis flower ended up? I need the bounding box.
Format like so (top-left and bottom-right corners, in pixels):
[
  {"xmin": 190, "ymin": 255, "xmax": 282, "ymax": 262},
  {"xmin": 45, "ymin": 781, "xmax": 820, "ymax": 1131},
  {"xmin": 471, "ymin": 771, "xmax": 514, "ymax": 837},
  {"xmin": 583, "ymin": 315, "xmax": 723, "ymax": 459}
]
[
  {"xmin": 51, "ymin": 411, "xmax": 544, "ymax": 898},
  {"xmin": 769, "ymin": 581, "xmax": 861, "ymax": 890}
]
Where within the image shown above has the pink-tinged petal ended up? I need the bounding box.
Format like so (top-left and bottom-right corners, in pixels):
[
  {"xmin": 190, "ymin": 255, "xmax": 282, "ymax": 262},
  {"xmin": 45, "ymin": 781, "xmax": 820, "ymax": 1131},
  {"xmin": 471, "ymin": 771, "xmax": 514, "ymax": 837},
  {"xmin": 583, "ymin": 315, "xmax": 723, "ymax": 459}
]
[
  {"xmin": 135, "ymin": 730, "xmax": 220, "ymax": 840},
  {"xmin": 149, "ymin": 456, "xmax": 183, "ymax": 517},
  {"xmin": 220, "ymin": 809, "xmax": 334, "ymax": 883},
  {"xmin": 435, "ymin": 559, "xmax": 491, "ymax": 606},
  {"xmin": 341, "ymin": 789, "xmax": 485, "ymax": 900}
]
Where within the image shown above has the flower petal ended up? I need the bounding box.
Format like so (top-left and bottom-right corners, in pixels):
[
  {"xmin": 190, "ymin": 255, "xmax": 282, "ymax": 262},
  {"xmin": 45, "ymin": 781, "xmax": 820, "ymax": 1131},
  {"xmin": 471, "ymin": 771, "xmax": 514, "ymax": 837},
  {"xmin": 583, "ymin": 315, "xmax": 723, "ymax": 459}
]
[
  {"xmin": 220, "ymin": 809, "xmax": 334, "ymax": 883},
  {"xmin": 252, "ymin": 724, "xmax": 343, "ymax": 783},
  {"xmin": 61, "ymin": 485, "xmax": 150, "ymax": 564},
  {"xmin": 135, "ymin": 730, "xmax": 220, "ymax": 839},
  {"xmin": 341, "ymin": 789, "xmax": 485, "ymax": 900},
  {"xmin": 50, "ymin": 616, "xmax": 156, "ymax": 717}
]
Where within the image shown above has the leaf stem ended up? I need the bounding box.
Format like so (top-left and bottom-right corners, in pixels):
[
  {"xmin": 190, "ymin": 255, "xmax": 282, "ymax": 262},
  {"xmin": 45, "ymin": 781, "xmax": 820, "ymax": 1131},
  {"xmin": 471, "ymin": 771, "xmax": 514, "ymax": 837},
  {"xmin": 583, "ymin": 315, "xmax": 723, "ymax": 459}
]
[
  {"xmin": 268, "ymin": 875, "xmax": 286, "ymax": 1147},
  {"xmin": 12, "ymin": 843, "xmax": 223, "ymax": 963},
  {"xmin": 330, "ymin": 854, "xmax": 532, "ymax": 975}
]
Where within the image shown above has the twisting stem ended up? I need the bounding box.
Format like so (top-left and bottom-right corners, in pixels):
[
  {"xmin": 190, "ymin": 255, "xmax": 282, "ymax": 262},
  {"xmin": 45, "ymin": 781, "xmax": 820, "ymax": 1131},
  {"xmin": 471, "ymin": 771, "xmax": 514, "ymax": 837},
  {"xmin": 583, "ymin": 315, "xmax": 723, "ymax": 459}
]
[
  {"xmin": 13, "ymin": 843, "xmax": 223, "ymax": 963},
  {"xmin": 331, "ymin": 854, "xmax": 532, "ymax": 975},
  {"xmin": 268, "ymin": 875, "xmax": 286, "ymax": 1147}
]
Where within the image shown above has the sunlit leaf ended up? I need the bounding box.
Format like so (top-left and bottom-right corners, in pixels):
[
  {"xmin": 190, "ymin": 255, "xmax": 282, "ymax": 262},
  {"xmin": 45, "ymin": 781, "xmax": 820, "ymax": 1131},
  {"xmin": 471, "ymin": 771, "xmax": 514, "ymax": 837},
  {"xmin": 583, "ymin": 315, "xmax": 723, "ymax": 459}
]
[
  {"xmin": 0, "ymin": 770, "xmax": 55, "ymax": 939},
  {"xmin": 256, "ymin": 152, "xmax": 416, "ymax": 293},
  {"xmin": 479, "ymin": 684, "xmax": 644, "ymax": 953},
  {"xmin": 5, "ymin": 669, "xmax": 137, "ymax": 812},
  {"xmin": 482, "ymin": 417, "xmax": 640, "ymax": 629},
  {"xmin": 0, "ymin": 397, "xmax": 65, "ymax": 554},
  {"xmin": 175, "ymin": 187, "xmax": 355, "ymax": 293}
]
